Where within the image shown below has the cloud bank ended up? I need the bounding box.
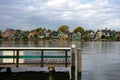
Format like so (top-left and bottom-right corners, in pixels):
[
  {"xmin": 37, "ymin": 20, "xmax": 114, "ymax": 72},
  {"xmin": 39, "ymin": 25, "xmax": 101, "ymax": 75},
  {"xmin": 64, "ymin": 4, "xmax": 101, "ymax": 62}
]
[{"xmin": 0, "ymin": 0, "xmax": 119, "ymax": 31}]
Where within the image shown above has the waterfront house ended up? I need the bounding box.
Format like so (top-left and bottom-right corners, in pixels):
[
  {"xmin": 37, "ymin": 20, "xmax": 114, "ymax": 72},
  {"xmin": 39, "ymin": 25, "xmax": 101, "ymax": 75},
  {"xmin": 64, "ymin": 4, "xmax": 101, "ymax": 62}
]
[
  {"xmin": 88, "ymin": 31, "xmax": 95, "ymax": 40},
  {"xmin": 72, "ymin": 32, "xmax": 81, "ymax": 41},
  {"xmin": 58, "ymin": 32, "xmax": 69, "ymax": 40},
  {"xmin": 2, "ymin": 28, "xmax": 16, "ymax": 40},
  {"xmin": 96, "ymin": 30, "xmax": 103, "ymax": 39},
  {"xmin": 29, "ymin": 30, "xmax": 37, "ymax": 37},
  {"xmin": 116, "ymin": 32, "xmax": 120, "ymax": 40},
  {"xmin": 51, "ymin": 31, "xmax": 59, "ymax": 39},
  {"xmin": 102, "ymin": 28, "xmax": 112, "ymax": 37},
  {"xmin": 38, "ymin": 32, "xmax": 46, "ymax": 39}
]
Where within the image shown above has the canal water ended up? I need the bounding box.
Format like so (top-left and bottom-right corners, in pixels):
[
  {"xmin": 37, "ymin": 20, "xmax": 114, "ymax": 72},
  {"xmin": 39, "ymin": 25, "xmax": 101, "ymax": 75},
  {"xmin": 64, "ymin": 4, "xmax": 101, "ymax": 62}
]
[{"xmin": 0, "ymin": 40, "xmax": 120, "ymax": 80}]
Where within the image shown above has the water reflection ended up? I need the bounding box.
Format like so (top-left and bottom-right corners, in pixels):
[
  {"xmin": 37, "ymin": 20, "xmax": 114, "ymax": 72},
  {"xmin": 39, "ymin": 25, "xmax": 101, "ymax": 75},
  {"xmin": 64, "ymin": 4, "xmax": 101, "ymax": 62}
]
[
  {"xmin": 0, "ymin": 40, "xmax": 72, "ymax": 47},
  {"xmin": 0, "ymin": 41, "xmax": 120, "ymax": 80}
]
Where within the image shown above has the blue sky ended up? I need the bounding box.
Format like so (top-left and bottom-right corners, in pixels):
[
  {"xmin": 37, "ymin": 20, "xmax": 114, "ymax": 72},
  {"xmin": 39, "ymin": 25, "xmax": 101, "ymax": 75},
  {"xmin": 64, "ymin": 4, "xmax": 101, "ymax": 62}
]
[{"xmin": 0, "ymin": 0, "xmax": 120, "ymax": 31}]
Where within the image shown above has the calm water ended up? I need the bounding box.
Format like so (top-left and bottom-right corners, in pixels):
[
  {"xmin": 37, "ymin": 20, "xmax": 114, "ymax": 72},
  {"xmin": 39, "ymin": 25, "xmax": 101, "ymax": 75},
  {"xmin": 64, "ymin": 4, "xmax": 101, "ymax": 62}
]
[
  {"xmin": 82, "ymin": 42, "xmax": 120, "ymax": 80},
  {"xmin": 0, "ymin": 40, "xmax": 120, "ymax": 80}
]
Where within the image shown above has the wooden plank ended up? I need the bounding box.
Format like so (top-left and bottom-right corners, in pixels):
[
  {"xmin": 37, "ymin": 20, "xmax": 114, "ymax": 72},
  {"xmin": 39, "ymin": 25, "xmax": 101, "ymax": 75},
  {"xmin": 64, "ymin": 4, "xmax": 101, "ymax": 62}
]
[
  {"xmin": 0, "ymin": 47, "xmax": 71, "ymax": 51},
  {"xmin": 0, "ymin": 63, "xmax": 71, "ymax": 67}
]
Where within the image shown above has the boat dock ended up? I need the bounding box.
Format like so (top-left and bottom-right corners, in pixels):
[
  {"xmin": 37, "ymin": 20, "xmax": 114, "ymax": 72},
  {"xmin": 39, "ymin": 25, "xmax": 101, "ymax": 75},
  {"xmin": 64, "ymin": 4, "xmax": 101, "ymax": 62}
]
[{"xmin": 0, "ymin": 44, "xmax": 81, "ymax": 80}]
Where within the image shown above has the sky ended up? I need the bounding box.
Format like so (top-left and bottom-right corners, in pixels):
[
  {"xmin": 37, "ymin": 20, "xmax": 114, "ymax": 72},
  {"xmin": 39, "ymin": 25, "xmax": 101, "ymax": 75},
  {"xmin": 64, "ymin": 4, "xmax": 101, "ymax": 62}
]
[{"xmin": 0, "ymin": 0, "xmax": 120, "ymax": 32}]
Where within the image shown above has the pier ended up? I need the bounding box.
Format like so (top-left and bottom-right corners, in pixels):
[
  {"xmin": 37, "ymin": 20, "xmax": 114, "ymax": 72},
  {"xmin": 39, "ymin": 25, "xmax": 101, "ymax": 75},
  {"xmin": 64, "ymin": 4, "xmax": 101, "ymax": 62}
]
[{"xmin": 0, "ymin": 45, "xmax": 81, "ymax": 80}]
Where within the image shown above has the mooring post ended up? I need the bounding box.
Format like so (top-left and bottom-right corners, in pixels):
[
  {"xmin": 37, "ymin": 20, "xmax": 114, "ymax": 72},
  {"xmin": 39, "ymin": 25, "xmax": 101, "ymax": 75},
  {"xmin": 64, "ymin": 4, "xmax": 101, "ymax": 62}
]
[
  {"xmin": 65, "ymin": 50, "xmax": 68, "ymax": 67},
  {"xmin": 13, "ymin": 50, "xmax": 15, "ymax": 64},
  {"xmin": 71, "ymin": 44, "xmax": 75, "ymax": 69},
  {"xmin": 48, "ymin": 65, "xmax": 55, "ymax": 80},
  {"xmin": 6, "ymin": 67, "xmax": 11, "ymax": 73},
  {"xmin": 41, "ymin": 50, "xmax": 44, "ymax": 67},
  {"xmin": 77, "ymin": 48, "xmax": 81, "ymax": 80},
  {"xmin": 71, "ymin": 43, "xmax": 76, "ymax": 80},
  {"xmin": 16, "ymin": 50, "xmax": 19, "ymax": 68}
]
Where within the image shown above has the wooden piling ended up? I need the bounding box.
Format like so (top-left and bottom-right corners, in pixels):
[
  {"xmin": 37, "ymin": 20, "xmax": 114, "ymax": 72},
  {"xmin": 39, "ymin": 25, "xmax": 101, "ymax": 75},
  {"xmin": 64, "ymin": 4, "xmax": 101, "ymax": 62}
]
[
  {"xmin": 77, "ymin": 48, "xmax": 81, "ymax": 79},
  {"xmin": 71, "ymin": 44, "xmax": 76, "ymax": 80},
  {"xmin": 16, "ymin": 50, "xmax": 19, "ymax": 68},
  {"xmin": 71, "ymin": 44, "xmax": 75, "ymax": 69}
]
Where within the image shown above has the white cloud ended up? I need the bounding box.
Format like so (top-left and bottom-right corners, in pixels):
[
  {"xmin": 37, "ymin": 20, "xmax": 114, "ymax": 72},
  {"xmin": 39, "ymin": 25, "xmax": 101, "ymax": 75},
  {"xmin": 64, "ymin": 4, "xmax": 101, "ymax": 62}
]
[{"xmin": 0, "ymin": 0, "xmax": 119, "ymax": 31}]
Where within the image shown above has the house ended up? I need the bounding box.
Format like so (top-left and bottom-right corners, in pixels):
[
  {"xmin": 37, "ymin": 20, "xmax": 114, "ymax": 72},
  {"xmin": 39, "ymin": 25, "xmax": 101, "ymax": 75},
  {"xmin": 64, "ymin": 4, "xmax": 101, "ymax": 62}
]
[
  {"xmin": 58, "ymin": 32, "xmax": 69, "ymax": 40},
  {"xmin": 29, "ymin": 30, "xmax": 37, "ymax": 37},
  {"xmin": 38, "ymin": 32, "xmax": 46, "ymax": 39},
  {"xmin": 88, "ymin": 31, "xmax": 94, "ymax": 40},
  {"xmin": 96, "ymin": 30, "xmax": 103, "ymax": 39},
  {"xmin": 2, "ymin": 28, "xmax": 16, "ymax": 40},
  {"xmin": 102, "ymin": 28, "xmax": 112, "ymax": 37},
  {"xmin": 51, "ymin": 31, "xmax": 59, "ymax": 39},
  {"xmin": 72, "ymin": 32, "xmax": 81, "ymax": 41}
]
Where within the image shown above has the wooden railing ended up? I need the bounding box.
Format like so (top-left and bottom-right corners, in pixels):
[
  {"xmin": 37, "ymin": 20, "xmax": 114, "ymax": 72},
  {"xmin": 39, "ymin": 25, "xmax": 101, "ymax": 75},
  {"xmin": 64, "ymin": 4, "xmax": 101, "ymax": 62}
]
[{"xmin": 0, "ymin": 47, "xmax": 71, "ymax": 68}]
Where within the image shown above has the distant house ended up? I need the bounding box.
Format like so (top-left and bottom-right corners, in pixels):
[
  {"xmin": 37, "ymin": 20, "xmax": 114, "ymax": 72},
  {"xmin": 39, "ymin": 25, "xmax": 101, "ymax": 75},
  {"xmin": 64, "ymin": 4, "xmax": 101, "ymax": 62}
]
[
  {"xmin": 96, "ymin": 28, "xmax": 117, "ymax": 40},
  {"xmin": 72, "ymin": 32, "xmax": 81, "ymax": 41},
  {"xmin": 38, "ymin": 32, "xmax": 46, "ymax": 39},
  {"xmin": 88, "ymin": 31, "xmax": 95, "ymax": 40},
  {"xmin": 58, "ymin": 32, "xmax": 69, "ymax": 40},
  {"xmin": 2, "ymin": 28, "xmax": 16, "ymax": 40},
  {"xmin": 23, "ymin": 31, "xmax": 29, "ymax": 36},
  {"xmin": 51, "ymin": 31, "xmax": 59, "ymax": 39},
  {"xmin": 29, "ymin": 30, "xmax": 37, "ymax": 37},
  {"xmin": 96, "ymin": 30, "xmax": 103, "ymax": 39},
  {"xmin": 102, "ymin": 28, "xmax": 112, "ymax": 37}
]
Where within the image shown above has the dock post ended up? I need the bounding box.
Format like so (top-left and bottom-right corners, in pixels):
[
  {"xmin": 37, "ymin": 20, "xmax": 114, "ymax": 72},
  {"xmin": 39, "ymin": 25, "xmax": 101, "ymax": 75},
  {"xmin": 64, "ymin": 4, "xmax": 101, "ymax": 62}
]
[
  {"xmin": 71, "ymin": 44, "xmax": 75, "ymax": 69},
  {"xmin": 48, "ymin": 65, "xmax": 55, "ymax": 80},
  {"xmin": 71, "ymin": 44, "xmax": 76, "ymax": 80},
  {"xmin": 41, "ymin": 50, "xmax": 44, "ymax": 67},
  {"xmin": 77, "ymin": 48, "xmax": 81, "ymax": 80},
  {"xmin": 16, "ymin": 50, "xmax": 19, "ymax": 68},
  {"xmin": 6, "ymin": 67, "xmax": 11, "ymax": 73},
  {"xmin": 65, "ymin": 50, "xmax": 68, "ymax": 67}
]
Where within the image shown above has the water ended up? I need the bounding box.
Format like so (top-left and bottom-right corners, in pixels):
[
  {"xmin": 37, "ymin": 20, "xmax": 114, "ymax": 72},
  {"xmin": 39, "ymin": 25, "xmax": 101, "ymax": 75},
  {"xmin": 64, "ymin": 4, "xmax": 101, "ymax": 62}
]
[
  {"xmin": 0, "ymin": 40, "xmax": 120, "ymax": 80},
  {"xmin": 82, "ymin": 42, "xmax": 120, "ymax": 80}
]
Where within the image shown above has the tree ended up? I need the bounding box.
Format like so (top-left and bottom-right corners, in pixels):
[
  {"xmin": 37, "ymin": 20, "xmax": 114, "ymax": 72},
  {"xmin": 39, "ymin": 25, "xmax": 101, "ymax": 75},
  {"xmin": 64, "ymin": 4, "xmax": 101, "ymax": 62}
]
[
  {"xmin": 73, "ymin": 26, "xmax": 85, "ymax": 34},
  {"xmin": 16, "ymin": 29, "xmax": 22, "ymax": 34},
  {"xmin": 101, "ymin": 35, "xmax": 105, "ymax": 39},
  {"xmin": 87, "ymin": 30, "xmax": 94, "ymax": 33},
  {"xmin": 57, "ymin": 25, "xmax": 69, "ymax": 33},
  {"xmin": 23, "ymin": 35, "xmax": 28, "ymax": 40},
  {"xmin": 36, "ymin": 28, "xmax": 43, "ymax": 33},
  {"xmin": 47, "ymin": 29, "xmax": 51, "ymax": 33},
  {"xmin": 84, "ymin": 35, "xmax": 90, "ymax": 41}
]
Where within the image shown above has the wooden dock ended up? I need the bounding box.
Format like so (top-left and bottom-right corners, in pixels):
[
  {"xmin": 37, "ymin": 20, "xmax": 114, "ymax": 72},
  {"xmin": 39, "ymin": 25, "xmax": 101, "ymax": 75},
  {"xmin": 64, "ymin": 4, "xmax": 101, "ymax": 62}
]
[
  {"xmin": 0, "ymin": 45, "xmax": 81, "ymax": 80},
  {"xmin": 0, "ymin": 47, "xmax": 71, "ymax": 68}
]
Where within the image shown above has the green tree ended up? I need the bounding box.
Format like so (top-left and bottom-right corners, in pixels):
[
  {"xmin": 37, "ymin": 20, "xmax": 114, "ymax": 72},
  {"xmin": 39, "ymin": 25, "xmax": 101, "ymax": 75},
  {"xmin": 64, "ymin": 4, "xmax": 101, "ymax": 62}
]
[
  {"xmin": 36, "ymin": 28, "xmax": 43, "ymax": 32},
  {"xmin": 101, "ymin": 35, "xmax": 105, "ymax": 39},
  {"xmin": 73, "ymin": 26, "xmax": 85, "ymax": 34},
  {"xmin": 16, "ymin": 29, "xmax": 22, "ymax": 34},
  {"xmin": 57, "ymin": 25, "xmax": 69, "ymax": 33},
  {"xmin": 23, "ymin": 35, "xmax": 28, "ymax": 40},
  {"xmin": 47, "ymin": 29, "xmax": 51, "ymax": 33},
  {"xmin": 84, "ymin": 35, "xmax": 90, "ymax": 41},
  {"xmin": 87, "ymin": 30, "xmax": 94, "ymax": 33}
]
